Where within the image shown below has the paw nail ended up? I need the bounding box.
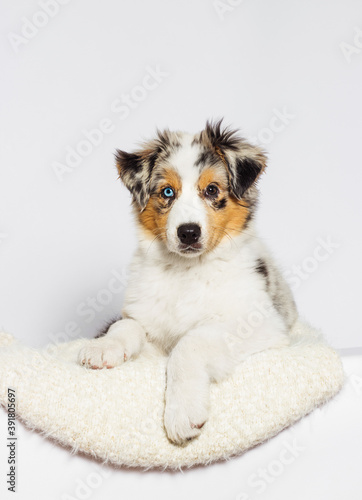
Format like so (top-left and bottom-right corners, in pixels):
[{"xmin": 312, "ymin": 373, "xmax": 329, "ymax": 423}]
[{"xmin": 191, "ymin": 422, "xmax": 205, "ymax": 429}]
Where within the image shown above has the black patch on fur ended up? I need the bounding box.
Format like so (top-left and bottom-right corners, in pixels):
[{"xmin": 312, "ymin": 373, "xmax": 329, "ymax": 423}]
[
  {"xmin": 115, "ymin": 150, "xmax": 142, "ymax": 174},
  {"xmin": 255, "ymin": 258, "xmax": 269, "ymax": 289},
  {"xmin": 149, "ymin": 170, "xmax": 166, "ymax": 192},
  {"xmin": 133, "ymin": 180, "xmax": 143, "ymax": 194},
  {"xmin": 234, "ymin": 189, "xmax": 257, "ymax": 231},
  {"xmin": 231, "ymin": 158, "xmax": 262, "ymax": 199},
  {"xmin": 148, "ymin": 147, "xmax": 162, "ymax": 171},
  {"xmin": 157, "ymin": 129, "xmax": 181, "ymax": 150},
  {"xmin": 94, "ymin": 315, "xmax": 122, "ymax": 339},
  {"xmin": 204, "ymin": 119, "xmax": 240, "ymax": 151},
  {"xmin": 195, "ymin": 149, "xmax": 220, "ymax": 169},
  {"xmin": 243, "ymin": 210, "xmax": 253, "ymax": 230},
  {"xmin": 213, "ymin": 197, "xmax": 227, "ymax": 210}
]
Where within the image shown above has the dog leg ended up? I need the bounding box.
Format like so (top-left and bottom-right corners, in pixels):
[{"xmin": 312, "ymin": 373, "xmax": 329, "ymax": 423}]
[
  {"xmin": 164, "ymin": 326, "xmax": 238, "ymax": 444},
  {"xmin": 164, "ymin": 317, "xmax": 290, "ymax": 444},
  {"xmin": 78, "ymin": 318, "xmax": 146, "ymax": 369}
]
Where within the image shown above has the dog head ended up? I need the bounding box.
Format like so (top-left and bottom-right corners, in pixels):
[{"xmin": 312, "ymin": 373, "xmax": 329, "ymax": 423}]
[{"xmin": 116, "ymin": 120, "xmax": 266, "ymax": 257}]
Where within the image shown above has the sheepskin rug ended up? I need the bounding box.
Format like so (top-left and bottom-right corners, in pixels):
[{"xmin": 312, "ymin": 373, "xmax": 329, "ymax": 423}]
[{"xmin": 0, "ymin": 320, "xmax": 344, "ymax": 469}]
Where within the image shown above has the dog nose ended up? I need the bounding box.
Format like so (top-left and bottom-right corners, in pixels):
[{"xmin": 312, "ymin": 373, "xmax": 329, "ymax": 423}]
[{"xmin": 177, "ymin": 224, "xmax": 201, "ymax": 245}]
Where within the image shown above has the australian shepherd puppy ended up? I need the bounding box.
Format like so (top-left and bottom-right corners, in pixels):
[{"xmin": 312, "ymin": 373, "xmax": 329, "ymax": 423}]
[{"xmin": 78, "ymin": 120, "xmax": 297, "ymax": 444}]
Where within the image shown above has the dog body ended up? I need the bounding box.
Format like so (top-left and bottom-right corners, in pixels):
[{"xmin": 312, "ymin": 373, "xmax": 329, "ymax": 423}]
[
  {"xmin": 124, "ymin": 226, "xmax": 294, "ymax": 355},
  {"xmin": 78, "ymin": 122, "xmax": 297, "ymax": 444}
]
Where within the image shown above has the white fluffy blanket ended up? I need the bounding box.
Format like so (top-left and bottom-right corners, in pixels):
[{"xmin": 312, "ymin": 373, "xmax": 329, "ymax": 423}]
[{"xmin": 0, "ymin": 320, "xmax": 344, "ymax": 469}]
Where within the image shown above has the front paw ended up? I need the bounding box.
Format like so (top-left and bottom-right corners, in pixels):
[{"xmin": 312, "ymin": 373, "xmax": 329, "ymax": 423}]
[
  {"xmin": 78, "ymin": 338, "xmax": 127, "ymax": 369},
  {"xmin": 164, "ymin": 391, "xmax": 209, "ymax": 445}
]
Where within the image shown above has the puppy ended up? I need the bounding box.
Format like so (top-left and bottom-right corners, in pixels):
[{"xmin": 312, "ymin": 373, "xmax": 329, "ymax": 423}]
[{"xmin": 78, "ymin": 120, "xmax": 297, "ymax": 444}]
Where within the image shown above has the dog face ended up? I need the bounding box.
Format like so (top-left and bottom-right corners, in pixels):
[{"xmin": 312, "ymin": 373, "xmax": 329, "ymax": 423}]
[{"xmin": 116, "ymin": 121, "xmax": 266, "ymax": 257}]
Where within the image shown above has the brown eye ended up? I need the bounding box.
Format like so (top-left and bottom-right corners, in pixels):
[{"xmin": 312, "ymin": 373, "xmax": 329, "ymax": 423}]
[{"xmin": 205, "ymin": 184, "xmax": 219, "ymax": 197}]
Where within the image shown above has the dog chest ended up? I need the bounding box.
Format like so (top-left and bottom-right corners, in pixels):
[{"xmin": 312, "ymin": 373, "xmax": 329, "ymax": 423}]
[{"xmin": 122, "ymin": 252, "xmax": 262, "ymax": 348}]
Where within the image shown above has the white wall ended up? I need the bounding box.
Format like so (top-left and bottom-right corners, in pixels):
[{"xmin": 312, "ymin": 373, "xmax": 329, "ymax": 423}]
[{"xmin": 0, "ymin": 0, "xmax": 361, "ymax": 349}]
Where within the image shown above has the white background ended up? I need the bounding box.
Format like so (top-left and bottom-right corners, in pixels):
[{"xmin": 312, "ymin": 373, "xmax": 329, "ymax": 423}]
[
  {"xmin": 0, "ymin": 0, "xmax": 362, "ymax": 349},
  {"xmin": 1, "ymin": 0, "xmax": 362, "ymax": 498}
]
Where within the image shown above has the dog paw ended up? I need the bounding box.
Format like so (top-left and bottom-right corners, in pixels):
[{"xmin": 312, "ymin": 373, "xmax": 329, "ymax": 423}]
[
  {"xmin": 164, "ymin": 396, "xmax": 208, "ymax": 444},
  {"xmin": 78, "ymin": 338, "xmax": 128, "ymax": 369}
]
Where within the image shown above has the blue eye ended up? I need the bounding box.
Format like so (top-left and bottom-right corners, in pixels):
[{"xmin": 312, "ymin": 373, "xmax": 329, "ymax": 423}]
[{"xmin": 162, "ymin": 187, "xmax": 175, "ymax": 198}]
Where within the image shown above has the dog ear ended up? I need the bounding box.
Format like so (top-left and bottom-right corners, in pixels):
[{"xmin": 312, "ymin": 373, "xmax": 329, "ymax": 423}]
[
  {"xmin": 115, "ymin": 148, "xmax": 157, "ymax": 210},
  {"xmin": 115, "ymin": 132, "xmax": 168, "ymax": 210},
  {"xmin": 116, "ymin": 130, "xmax": 179, "ymax": 210},
  {"xmin": 203, "ymin": 119, "xmax": 267, "ymax": 199}
]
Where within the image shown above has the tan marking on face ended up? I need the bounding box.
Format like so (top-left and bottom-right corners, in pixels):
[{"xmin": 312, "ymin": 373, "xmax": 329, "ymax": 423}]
[
  {"xmin": 138, "ymin": 167, "xmax": 182, "ymax": 241},
  {"xmin": 198, "ymin": 166, "xmax": 250, "ymax": 252},
  {"xmin": 161, "ymin": 168, "xmax": 182, "ymax": 193},
  {"xmin": 197, "ymin": 165, "xmax": 229, "ymax": 193},
  {"xmin": 206, "ymin": 196, "xmax": 249, "ymax": 250}
]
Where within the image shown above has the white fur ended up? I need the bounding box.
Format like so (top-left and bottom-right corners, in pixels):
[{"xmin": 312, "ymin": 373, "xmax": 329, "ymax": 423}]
[
  {"xmin": 165, "ymin": 137, "xmax": 208, "ymax": 256},
  {"xmin": 79, "ymin": 319, "xmax": 145, "ymax": 369}
]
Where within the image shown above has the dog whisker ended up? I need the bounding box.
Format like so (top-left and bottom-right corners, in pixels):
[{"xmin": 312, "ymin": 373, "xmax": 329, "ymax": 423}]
[
  {"xmin": 145, "ymin": 234, "xmax": 163, "ymax": 254},
  {"xmin": 209, "ymin": 225, "xmax": 237, "ymax": 251}
]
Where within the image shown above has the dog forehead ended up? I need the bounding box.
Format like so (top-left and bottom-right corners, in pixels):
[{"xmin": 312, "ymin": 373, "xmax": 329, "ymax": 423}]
[{"xmin": 166, "ymin": 133, "xmax": 202, "ymax": 184}]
